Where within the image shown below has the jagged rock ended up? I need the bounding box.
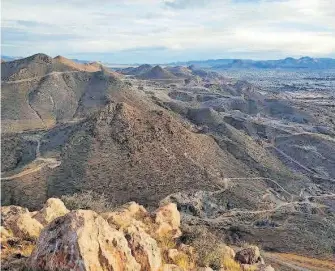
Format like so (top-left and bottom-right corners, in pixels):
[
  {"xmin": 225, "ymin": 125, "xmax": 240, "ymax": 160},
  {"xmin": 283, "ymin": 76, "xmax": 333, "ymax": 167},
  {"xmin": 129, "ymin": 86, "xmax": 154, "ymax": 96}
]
[
  {"xmin": 155, "ymin": 203, "xmax": 181, "ymax": 238},
  {"xmin": 1, "ymin": 226, "xmax": 12, "ymax": 240},
  {"xmin": 1, "ymin": 205, "xmax": 43, "ymax": 240},
  {"xmin": 33, "ymin": 198, "xmax": 69, "ymax": 225},
  {"xmin": 28, "ymin": 210, "xmax": 141, "ymax": 271},
  {"xmin": 11, "ymin": 213, "xmax": 43, "ymax": 240},
  {"xmin": 167, "ymin": 248, "xmax": 180, "ymax": 262},
  {"xmin": 125, "ymin": 225, "xmax": 162, "ymax": 271},
  {"xmin": 120, "ymin": 201, "xmax": 148, "ymax": 216},
  {"xmin": 1, "ymin": 206, "xmax": 29, "ymax": 228},
  {"xmin": 102, "ymin": 201, "xmax": 148, "ymax": 231},
  {"xmin": 167, "ymin": 248, "xmax": 195, "ymax": 270},
  {"xmin": 222, "ymin": 245, "xmax": 236, "ymax": 259},
  {"xmin": 235, "ymin": 246, "xmax": 261, "ymax": 264}
]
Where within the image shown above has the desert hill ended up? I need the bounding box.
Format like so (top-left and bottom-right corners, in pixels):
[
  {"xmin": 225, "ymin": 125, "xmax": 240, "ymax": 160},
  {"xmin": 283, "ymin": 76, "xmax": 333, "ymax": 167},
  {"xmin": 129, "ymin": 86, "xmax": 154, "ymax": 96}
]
[
  {"xmin": 120, "ymin": 64, "xmax": 153, "ymax": 76},
  {"xmin": 1, "ymin": 54, "xmax": 123, "ymax": 133},
  {"xmin": 2, "ymin": 97, "xmax": 255, "ymax": 209},
  {"xmin": 138, "ymin": 65, "xmax": 177, "ymax": 80}
]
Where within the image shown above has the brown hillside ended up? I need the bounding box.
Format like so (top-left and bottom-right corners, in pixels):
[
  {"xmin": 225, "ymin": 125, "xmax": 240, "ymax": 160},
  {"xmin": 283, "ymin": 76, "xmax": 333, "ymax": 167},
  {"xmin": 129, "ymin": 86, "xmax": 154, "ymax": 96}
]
[
  {"xmin": 1, "ymin": 54, "xmax": 123, "ymax": 133},
  {"xmin": 138, "ymin": 65, "xmax": 177, "ymax": 80}
]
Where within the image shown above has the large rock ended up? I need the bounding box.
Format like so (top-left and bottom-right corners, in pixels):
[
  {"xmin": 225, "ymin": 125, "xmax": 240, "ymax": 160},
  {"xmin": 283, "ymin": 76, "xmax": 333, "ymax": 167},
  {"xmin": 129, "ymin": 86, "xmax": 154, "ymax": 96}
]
[
  {"xmin": 1, "ymin": 206, "xmax": 29, "ymax": 228},
  {"xmin": 33, "ymin": 198, "xmax": 69, "ymax": 225},
  {"xmin": 29, "ymin": 210, "xmax": 141, "ymax": 271},
  {"xmin": 1, "ymin": 205, "xmax": 43, "ymax": 240},
  {"xmin": 154, "ymin": 203, "xmax": 181, "ymax": 238},
  {"xmin": 11, "ymin": 213, "xmax": 43, "ymax": 240},
  {"xmin": 102, "ymin": 202, "xmax": 148, "ymax": 231},
  {"xmin": 235, "ymin": 246, "xmax": 261, "ymax": 264},
  {"xmin": 0, "ymin": 226, "xmax": 12, "ymax": 240},
  {"xmin": 125, "ymin": 225, "xmax": 162, "ymax": 271}
]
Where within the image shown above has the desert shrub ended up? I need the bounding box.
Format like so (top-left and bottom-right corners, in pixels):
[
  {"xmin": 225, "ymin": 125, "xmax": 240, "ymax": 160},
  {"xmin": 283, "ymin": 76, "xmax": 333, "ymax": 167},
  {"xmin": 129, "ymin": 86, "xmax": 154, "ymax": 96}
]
[
  {"xmin": 157, "ymin": 233, "xmax": 177, "ymax": 251},
  {"xmin": 174, "ymin": 252, "xmax": 193, "ymax": 271},
  {"xmin": 221, "ymin": 256, "xmax": 241, "ymax": 271},
  {"xmin": 181, "ymin": 225, "xmax": 239, "ymax": 269},
  {"xmin": 61, "ymin": 191, "xmax": 112, "ymax": 213}
]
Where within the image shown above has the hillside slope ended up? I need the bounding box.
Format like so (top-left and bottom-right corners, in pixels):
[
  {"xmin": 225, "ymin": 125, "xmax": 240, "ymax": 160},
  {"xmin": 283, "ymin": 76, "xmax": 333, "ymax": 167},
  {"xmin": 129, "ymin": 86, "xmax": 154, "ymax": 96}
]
[{"xmin": 1, "ymin": 54, "xmax": 122, "ymax": 132}]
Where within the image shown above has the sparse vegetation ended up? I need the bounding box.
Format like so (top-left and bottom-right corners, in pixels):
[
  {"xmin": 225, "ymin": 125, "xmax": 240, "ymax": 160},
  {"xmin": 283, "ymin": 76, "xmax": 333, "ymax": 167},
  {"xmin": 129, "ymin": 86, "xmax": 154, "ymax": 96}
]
[
  {"xmin": 61, "ymin": 191, "xmax": 112, "ymax": 213},
  {"xmin": 221, "ymin": 256, "xmax": 242, "ymax": 271},
  {"xmin": 173, "ymin": 252, "xmax": 193, "ymax": 271},
  {"xmin": 181, "ymin": 225, "xmax": 239, "ymax": 269}
]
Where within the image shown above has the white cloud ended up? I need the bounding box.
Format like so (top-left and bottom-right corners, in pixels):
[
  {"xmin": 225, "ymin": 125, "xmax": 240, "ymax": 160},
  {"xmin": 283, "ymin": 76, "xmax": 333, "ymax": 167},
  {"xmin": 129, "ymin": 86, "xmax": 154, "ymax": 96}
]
[{"xmin": 1, "ymin": 0, "xmax": 334, "ymax": 61}]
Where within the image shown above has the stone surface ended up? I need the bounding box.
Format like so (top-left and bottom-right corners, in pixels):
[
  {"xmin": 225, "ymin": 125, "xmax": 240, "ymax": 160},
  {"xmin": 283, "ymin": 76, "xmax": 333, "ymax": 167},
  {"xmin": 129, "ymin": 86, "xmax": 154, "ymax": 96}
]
[
  {"xmin": 33, "ymin": 198, "xmax": 69, "ymax": 225},
  {"xmin": 0, "ymin": 226, "xmax": 12, "ymax": 240},
  {"xmin": 1, "ymin": 206, "xmax": 29, "ymax": 229},
  {"xmin": 222, "ymin": 245, "xmax": 236, "ymax": 259},
  {"xmin": 11, "ymin": 213, "xmax": 43, "ymax": 240},
  {"xmin": 125, "ymin": 225, "xmax": 162, "ymax": 271},
  {"xmin": 154, "ymin": 203, "xmax": 181, "ymax": 238},
  {"xmin": 1, "ymin": 205, "xmax": 43, "ymax": 240},
  {"xmin": 29, "ymin": 210, "xmax": 141, "ymax": 271},
  {"xmin": 101, "ymin": 202, "xmax": 148, "ymax": 231},
  {"xmin": 235, "ymin": 246, "xmax": 261, "ymax": 264}
]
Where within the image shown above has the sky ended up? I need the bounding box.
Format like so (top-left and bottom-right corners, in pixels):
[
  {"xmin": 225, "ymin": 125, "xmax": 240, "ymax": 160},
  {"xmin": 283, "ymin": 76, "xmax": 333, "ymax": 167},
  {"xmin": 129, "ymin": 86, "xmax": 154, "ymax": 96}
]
[{"xmin": 1, "ymin": 0, "xmax": 335, "ymax": 63}]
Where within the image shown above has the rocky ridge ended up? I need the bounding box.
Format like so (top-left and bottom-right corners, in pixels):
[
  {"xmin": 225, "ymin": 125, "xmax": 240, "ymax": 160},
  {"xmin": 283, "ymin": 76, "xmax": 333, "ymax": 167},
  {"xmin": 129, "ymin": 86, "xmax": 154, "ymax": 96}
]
[{"xmin": 1, "ymin": 198, "xmax": 274, "ymax": 271}]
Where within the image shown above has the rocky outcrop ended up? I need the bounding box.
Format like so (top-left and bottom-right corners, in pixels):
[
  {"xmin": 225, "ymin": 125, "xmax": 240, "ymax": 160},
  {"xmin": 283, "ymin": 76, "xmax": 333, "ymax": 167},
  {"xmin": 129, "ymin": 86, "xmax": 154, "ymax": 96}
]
[
  {"xmin": 101, "ymin": 201, "xmax": 148, "ymax": 231},
  {"xmin": 29, "ymin": 210, "xmax": 141, "ymax": 271},
  {"xmin": 155, "ymin": 203, "xmax": 181, "ymax": 238},
  {"xmin": 1, "ymin": 198, "xmax": 275, "ymax": 271},
  {"xmin": 33, "ymin": 197, "xmax": 69, "ymax": 225},
  {"xmin": 1, "ymin": 205, "xmax": 43, "ymax": 240},
  {"xmin": 235, "ymin": 246, "xmax": 261, "ymax": 264},
  {"xmin": 1, "ymin": 206, "xmax": 29, "ymax": 228},
  {"xmin": 125, "ymin": 225, "xmax": 162, "ymax": 271},
  {"xmin": 11, "ymin": 213, "xmax": 43, "ymax": 240}
]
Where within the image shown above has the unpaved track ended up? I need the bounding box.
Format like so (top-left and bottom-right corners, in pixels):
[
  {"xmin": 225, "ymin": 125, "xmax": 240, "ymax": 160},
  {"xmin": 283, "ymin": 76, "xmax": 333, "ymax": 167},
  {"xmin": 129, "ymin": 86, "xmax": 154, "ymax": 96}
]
[
  {"xmin": 264, "ymin": 253, "xmax": 311, "ymax": 271},
  {"xmin": 1, "ymin": 134, "xmax": 61, "ymax": 180},
  {"xmin": 225, "ymin": 177, "xmax": 295, "ymax": 200},
  {"xmin": 1, "ymin": 71, "xmax": 80, "ymax": 84}
]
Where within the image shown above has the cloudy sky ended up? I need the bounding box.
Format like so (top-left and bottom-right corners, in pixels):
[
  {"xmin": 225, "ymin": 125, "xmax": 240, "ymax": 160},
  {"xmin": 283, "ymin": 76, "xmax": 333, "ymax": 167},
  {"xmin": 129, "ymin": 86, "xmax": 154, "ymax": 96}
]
[{"xmin": 1, "ymin": 0, "xmax": 335, "ymax": 63}]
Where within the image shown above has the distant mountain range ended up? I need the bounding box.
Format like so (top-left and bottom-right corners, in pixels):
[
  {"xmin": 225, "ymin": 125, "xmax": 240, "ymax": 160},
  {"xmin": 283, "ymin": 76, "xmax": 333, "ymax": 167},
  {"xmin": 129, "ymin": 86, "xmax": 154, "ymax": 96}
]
[
  {"xmin": 3, "ymin": 55, "xmax": 335, "ymax": 70},
  {"xmin": 168, "ymin": 57, "xmax": 335, "ymax": 70}
]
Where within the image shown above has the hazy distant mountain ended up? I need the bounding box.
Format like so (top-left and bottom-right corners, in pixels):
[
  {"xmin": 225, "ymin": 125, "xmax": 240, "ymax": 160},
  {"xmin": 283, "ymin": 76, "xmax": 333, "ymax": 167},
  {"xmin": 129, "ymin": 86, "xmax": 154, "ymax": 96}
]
[
  {"xmin": 169, "ymin": 57, "xmax": 335, "ymax": 70},
  {"xmin": 1, "ymin": 55, "xmax": 21, "ymax": 62}
]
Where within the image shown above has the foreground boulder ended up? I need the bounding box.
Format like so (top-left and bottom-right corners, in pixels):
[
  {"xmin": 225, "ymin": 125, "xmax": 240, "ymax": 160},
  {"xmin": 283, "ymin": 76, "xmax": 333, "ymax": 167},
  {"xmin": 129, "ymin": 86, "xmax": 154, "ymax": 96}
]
[
  {"xmin": 101, "ymin": 201, "xmax": 148, "ymax": 231},
  {"xmin": 10, "ymin": 213, "xmax": 43, "ymax": 240},
  {"xmin": 29, "ymin": 210, "xmax": 141, "ymax": 271},
  {"xmin": 1, "ymin": 205, "xmax": 43, "ymax": 240},
  {"xmin": 33, "ymin": 198, "xmax": 69, "ymax": 225},
  {"xmin": 1, "ymin": 206, "xmax": 29, "ymax": 228},
  {"xmin": 155, "ymin": 203, "xmax": 181, "ymax": 238},
  {"xmin": 125, "ymin": 225, "xmax": 162, "ymax": 271}
]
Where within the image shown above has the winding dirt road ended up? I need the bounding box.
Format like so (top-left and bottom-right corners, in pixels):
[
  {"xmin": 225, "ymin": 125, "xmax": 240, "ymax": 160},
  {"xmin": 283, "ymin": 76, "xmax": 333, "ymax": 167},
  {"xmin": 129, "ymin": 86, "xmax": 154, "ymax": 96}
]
[{"xmin": 1, "ymin": 134, "xmax": 61, "ymax": 181}]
